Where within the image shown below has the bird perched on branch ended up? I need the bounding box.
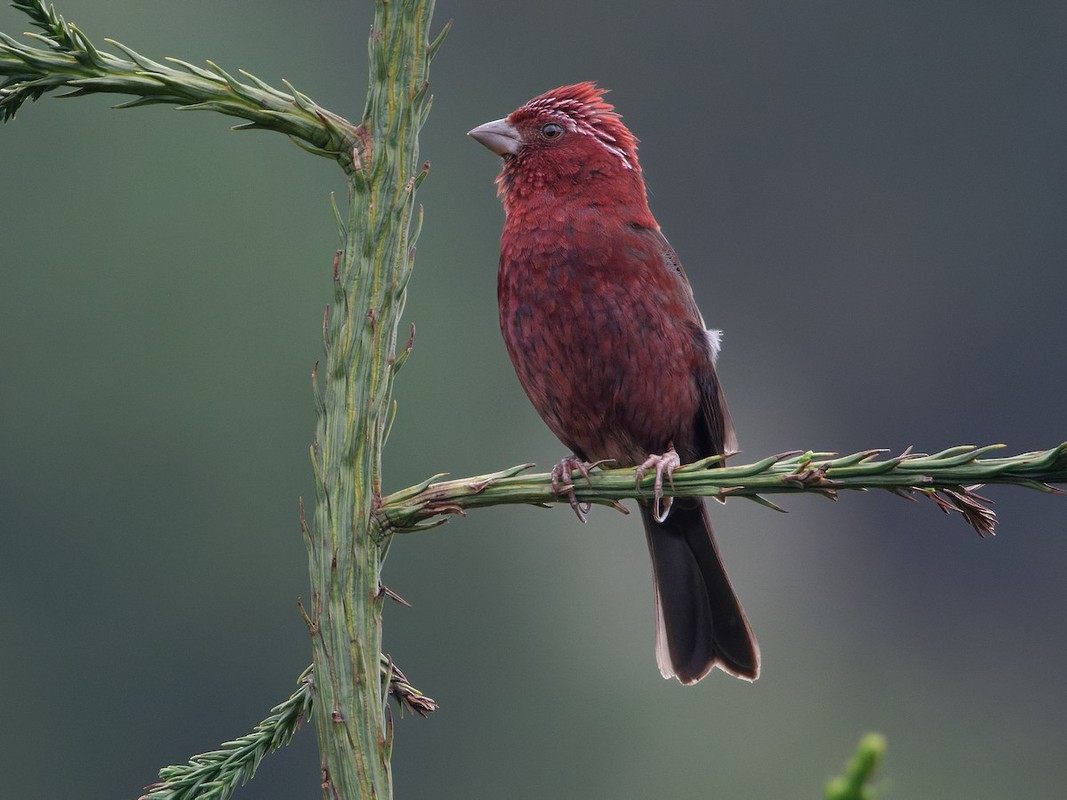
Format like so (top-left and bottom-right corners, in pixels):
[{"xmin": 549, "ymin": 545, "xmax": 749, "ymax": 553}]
[{"xmin": 469, "ymin": 83, "xmax": 759, "ymax": 684}]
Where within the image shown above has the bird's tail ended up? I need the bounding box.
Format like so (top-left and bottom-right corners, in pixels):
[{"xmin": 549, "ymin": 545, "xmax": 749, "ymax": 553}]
[{"xmin": 640, "ymin": 499, "xmax": 760, "ymax": 684}]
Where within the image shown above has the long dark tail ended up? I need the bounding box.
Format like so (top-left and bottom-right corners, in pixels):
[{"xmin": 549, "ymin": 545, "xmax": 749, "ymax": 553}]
[{"xmin": 641, "ymin": 499, "xmax": 760, "ymax": 683}]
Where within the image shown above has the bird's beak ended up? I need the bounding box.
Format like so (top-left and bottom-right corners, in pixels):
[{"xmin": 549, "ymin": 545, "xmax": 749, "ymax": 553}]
[{"xmin": 468, "ymin": 118, "xmax": 521, "ymax": 157}]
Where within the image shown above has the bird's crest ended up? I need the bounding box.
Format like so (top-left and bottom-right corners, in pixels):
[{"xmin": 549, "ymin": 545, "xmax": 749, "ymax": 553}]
[{"xmin": 514, "ymin": 82, "xmax": 640, "ymax": 171}]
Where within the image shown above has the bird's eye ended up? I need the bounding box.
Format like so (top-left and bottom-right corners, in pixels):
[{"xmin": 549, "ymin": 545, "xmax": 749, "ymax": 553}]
[{"xmin": 540, "ymin": 122, "xmax": 564, "ymax": 140}]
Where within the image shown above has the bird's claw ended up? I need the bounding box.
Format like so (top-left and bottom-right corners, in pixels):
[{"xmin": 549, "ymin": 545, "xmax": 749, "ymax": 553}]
[
  {"xmin": 551, "ymin": 456, "xmax": 612, "ymax": 522},
  {"xmin": 635, "ymin": 446, "xmax": 681, "ymax": 523}
]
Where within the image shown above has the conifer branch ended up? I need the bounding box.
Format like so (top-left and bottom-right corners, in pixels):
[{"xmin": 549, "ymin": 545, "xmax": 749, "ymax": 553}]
[
  {"xmin": 0, "ymin": 0, "xmax": 358, "ymax": 158},
  {"xmin": 139, "ymin": 669, "xmax": 314, "ymax": 800},
  {"xmin": 139, "ymin": 660, "xmax": 436, "ymax": 800},
  {"xmin": 377, "ymin": 443, "xmax": 1067, "ymax": 538}
]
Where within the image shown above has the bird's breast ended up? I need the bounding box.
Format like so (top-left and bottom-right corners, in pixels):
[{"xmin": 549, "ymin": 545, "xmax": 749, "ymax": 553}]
[{"xmin": 497, "ymin": 222, "xmax": 706, "ymax": 464}]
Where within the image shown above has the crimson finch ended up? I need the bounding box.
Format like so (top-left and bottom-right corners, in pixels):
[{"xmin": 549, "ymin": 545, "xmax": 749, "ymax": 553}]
[{"xmin": 470, "ymin": 82, "xmax": 759, "ymax": 684}]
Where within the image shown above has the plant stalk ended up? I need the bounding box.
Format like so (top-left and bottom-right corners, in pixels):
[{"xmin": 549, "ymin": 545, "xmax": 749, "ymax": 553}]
[{"xmin": 299, "ymin": 2, "xmax": 443, "ymax": 798}]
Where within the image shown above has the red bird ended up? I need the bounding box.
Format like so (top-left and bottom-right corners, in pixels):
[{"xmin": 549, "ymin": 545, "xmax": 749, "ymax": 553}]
[{"xmin": 469, "ymin": 83, "xmax": 759, "ymax": 684}]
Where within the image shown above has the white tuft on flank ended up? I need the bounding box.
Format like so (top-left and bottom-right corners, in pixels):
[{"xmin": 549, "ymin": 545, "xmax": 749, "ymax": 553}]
[{"xmin": 705, "ymin": 329, "xmax": 723, "ymax": 365}]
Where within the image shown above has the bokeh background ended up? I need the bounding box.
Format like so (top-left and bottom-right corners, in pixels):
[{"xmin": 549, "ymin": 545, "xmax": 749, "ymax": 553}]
[{"xmin": 2, "ymin": 1, "xmax": 1065, "ymax": 797}]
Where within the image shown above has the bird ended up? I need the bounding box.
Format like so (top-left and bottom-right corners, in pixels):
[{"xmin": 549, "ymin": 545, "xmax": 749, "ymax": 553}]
[{"xmin": 469, "ymin": 82, "xmax": 759, "ymax": 684}]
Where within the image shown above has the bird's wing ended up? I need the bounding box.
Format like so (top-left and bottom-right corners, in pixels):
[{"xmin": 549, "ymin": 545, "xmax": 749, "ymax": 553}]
[{"xmin": 655, "ymin": 231, "xmax": 739, "ymax": 458}]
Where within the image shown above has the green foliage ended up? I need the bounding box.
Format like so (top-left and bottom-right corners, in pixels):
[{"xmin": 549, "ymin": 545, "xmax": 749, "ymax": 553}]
[
  {"xmin": 139, "ymin": 661, "xmax": 436, "ymax": 800},
  {"xmin": 825, "ymin": 734, "xmax": 888, "ymax": 800},
  {"xmin": 139, "ymin": 670, "xmax": 314, "ymax": 800},
  {"xmin": 0, "ymin": 0, "xmax": 358, "ymax": 156}
]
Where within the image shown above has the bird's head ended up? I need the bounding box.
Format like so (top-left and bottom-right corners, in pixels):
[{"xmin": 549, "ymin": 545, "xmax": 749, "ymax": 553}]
[{"xmin": 469, "ymin": 82, "xmax": 645, "ymax": 210}]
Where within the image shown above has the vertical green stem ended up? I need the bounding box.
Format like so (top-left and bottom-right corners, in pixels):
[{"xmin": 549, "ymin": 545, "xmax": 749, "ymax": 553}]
[{"xmin": 302, "ymin": 2, "xmax": 441, "ymax": 797}]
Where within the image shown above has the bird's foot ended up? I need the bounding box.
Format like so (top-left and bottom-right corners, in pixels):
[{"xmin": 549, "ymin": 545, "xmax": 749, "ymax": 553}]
[
  {"xmin": 635, "ymin": 446, "xmax": 680, "ymax": 523},
  {"xmin": 551, "ymin": 456, "xmax": 612, "ymax": 523}
]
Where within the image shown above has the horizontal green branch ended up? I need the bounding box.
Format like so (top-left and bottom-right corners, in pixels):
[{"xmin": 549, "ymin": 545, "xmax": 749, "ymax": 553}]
[
  {"xmin": 377, "ymin": 443, "xmax": 1067, "ymax": 537},
  {"xmin": 0, "ymin": 0, "xmax": 358, "ymax": 158}
]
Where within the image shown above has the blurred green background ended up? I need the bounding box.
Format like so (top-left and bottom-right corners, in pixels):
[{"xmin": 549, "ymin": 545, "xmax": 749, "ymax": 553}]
[{"xmin": 2, "ymin": 1, "xmax": 1065, "ymax": 797}]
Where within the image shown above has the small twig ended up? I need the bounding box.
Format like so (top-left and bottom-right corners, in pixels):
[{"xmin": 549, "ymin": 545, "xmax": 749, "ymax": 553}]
[{"xmin": 385, "ymin": 659, "xmax": 439, "ymax": 718}]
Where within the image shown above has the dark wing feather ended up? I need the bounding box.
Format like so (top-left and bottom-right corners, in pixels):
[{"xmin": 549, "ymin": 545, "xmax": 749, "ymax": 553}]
[{"xmin": 654, "ymin": 231, "xmax": 739, "ymax": 459}]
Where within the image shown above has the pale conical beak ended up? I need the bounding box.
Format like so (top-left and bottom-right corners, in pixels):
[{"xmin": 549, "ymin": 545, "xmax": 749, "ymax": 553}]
[{"xmin": 468, "ymin": 118, "xmax": 521, "ymax": 156}]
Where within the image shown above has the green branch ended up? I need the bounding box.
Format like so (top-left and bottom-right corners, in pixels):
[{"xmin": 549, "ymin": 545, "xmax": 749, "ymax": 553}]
[
  {"xmin": 825, "ymin": 733, "xmax": 887, "ymax": 800},
  {"xmin": 0, "ymin": 0, "xmax": 359, "ymax": 158},
  {"xmin": 377, "ymin": 443, "xmax": 1067, "ymax": 537},
  {"xmin": 139, "ymin": 660, "xmax": 437, "ymax": 800},
  {"xmin": 139, "ymin": 668, "xmax": 314, "ymax": 800}
]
